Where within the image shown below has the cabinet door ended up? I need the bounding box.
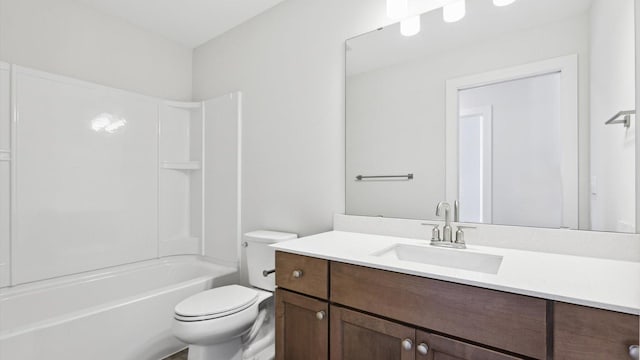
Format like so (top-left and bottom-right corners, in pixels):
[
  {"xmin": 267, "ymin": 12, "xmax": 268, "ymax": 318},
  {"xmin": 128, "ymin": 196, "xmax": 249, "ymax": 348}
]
[
  {"xmin": 275, "ymin": 288, "xmax": 328, "ymax": 360},
  {"xmin": 554, "ymin": 302, "xmax": 639, "ymax": 360},
  {"xmin": 415, "ymin": 331, "xmax": 524, "ymax": 360},
  {"xmin": 331, "ymin": 305, "xmax": 416, "ymax": 360}
]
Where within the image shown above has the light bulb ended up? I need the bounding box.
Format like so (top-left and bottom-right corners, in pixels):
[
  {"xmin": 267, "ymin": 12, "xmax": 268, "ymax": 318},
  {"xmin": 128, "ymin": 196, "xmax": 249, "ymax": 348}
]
[
  {"xmin": 400, "ymin": 16, "xmax": 421, "ymax": 36},
  {"xmin": 387, "ymin": 0, "xmax": 408, "ymax": 20},
  {"xmin": 493, "ymin": 0, "xmax": 516, "ymax": 6},
  {"xmin": 443, "ymin": 0, "xmax": 466, "ymax": 23}
]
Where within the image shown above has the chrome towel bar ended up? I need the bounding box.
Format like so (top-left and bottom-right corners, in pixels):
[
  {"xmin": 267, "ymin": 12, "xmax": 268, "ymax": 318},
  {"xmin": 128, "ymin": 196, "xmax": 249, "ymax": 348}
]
[{"xmin": 355, "ymin": 173, "xmax": 414, "ymax": 181}]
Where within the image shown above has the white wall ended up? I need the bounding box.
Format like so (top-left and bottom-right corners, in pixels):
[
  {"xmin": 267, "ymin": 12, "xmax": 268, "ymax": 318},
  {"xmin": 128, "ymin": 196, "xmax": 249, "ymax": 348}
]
[
  {"xmin": 193, "ymin": 0, "xmax": 389, "ymax": 238},
  {"xmin": 590, "ymin": 0, "xmax": 636, "ymax": 233},
  {"xmin": 0, "ymin": 0, "xmax": 193, "ymax": 100},
  {"xmin": 346, "ymin": 14, "xmax": 590, "ymax": 223},
  {"xmin": 204, "ymin": 93, "xmax": 242, "ymax": 267}
]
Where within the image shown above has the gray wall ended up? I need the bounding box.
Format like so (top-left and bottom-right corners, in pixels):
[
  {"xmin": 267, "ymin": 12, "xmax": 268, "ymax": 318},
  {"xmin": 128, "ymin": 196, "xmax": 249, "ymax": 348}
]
[
  {"xmin": 193, "ymin": 0, "xmax": 389, "ymax": 238},
  {"xmin": 0, "ymin": 0, "xmax": 193, "ymax": 100}
]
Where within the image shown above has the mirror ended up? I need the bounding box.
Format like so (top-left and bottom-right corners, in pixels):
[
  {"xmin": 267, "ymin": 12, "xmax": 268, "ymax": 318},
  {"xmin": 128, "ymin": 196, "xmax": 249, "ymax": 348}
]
[{"xmin": 345, "ymin": 0, "xmax": 636, "ymax": 233}]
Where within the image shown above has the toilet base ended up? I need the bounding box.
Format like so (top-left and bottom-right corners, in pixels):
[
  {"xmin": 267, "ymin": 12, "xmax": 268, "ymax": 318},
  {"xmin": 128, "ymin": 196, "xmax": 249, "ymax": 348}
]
[{"xmin": 187, "ymin": 338, "xmax": 243, "ymax": 360}]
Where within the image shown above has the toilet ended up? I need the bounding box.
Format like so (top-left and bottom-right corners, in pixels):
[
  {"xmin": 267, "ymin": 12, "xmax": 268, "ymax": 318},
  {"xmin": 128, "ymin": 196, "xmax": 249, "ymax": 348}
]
[{"xmin": 172, "ymin": 230, "xmax": 297, "ymax": 360}]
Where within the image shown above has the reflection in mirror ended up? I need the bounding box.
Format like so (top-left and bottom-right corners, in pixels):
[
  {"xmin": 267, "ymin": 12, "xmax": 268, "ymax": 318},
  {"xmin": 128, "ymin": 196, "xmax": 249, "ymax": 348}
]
[
  {"xmin": 345, "ymin": 0, "xmax": 636, "ymax": 233},
  {"xmin": 446, "ymin": 57, "xmax": 578, "ymax": 230},
  {"xmin": 457, "ymin": 72, "xmax": 565, "ymax": 228}
]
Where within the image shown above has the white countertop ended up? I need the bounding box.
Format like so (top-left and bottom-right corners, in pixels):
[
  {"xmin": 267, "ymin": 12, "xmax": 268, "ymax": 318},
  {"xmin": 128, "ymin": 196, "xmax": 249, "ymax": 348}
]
[{"xmin": 272, "ymin": 231, "xmax": 640, "ymax": 315}]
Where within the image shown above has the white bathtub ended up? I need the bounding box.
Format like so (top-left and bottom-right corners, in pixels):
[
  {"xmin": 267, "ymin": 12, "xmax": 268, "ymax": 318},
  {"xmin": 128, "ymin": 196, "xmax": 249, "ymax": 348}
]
[{"xmin": 0, "ymin": 256, "xmax": 237, "ymax": 360}]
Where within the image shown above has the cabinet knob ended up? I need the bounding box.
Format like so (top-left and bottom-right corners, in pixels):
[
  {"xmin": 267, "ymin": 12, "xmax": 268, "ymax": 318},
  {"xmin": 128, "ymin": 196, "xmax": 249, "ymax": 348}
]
[
  {"xmin": 401, "ymin": 339, "xmax": 413, "ymax": 351},
  {"xmin": 630, "ymin": 345, "xmax": 639, "ymax": 360},
  {"xmin": 417, "ymin": 343, "xmax": 429, "ymax": 355},
  {"xmin": 316, "ymin": 311, "xmax": 326, "ymax": 320},
  {"xmin": 292, "ymin": 269, "xmax": 303, "ymax": 278}
]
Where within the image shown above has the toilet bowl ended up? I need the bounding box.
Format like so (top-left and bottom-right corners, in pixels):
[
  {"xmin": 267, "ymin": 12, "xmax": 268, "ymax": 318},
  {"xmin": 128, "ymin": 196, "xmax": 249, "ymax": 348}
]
[
  {"xmin": 172, "ymin": 230, "xmax": 297, "ymax": 360},
  {"xmin": 172, "ymin": 285, "xmax": 272, "ymax": 360}
]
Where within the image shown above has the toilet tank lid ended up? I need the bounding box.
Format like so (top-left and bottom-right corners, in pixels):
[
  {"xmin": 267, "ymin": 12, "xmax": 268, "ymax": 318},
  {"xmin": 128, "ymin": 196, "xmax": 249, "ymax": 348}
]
[{"xmin": 244, "ymin": 230, "xmax": 297, "ymax": 243}]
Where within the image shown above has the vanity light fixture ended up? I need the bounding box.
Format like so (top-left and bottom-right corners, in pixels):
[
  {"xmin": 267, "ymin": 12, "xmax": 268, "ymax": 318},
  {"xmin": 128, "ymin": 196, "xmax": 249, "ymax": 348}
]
[
  {"xmin": 493, "ymin": 0, "xmax": 516, "ymax": 6},
  {"xmin": 401, "ymin": 16, "xmax": 421, "ymax": 36},
  {"xmin": 443, "ymin": 0, "xmax": 466, "ymax": 22}
]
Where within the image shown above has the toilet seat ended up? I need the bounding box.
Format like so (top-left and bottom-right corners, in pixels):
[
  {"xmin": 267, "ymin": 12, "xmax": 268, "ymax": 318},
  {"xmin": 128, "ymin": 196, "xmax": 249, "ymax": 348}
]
[{"xmin": 175, "ymin": 285, "xmax": 259, "ymax": 322}]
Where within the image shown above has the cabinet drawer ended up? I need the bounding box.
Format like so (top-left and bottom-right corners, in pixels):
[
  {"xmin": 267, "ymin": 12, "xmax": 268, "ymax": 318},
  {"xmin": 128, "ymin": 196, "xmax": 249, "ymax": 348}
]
[
  {"xmin": 554, "ymin": 302, "xmax": 639, "ymax": 360},
  {"xmin": 331, "ymin": 262, "xmax": 547, "ymax": 359},
  {"xmin": 276, "ymin": 252, "xmax": 328, "ymax": 299}
]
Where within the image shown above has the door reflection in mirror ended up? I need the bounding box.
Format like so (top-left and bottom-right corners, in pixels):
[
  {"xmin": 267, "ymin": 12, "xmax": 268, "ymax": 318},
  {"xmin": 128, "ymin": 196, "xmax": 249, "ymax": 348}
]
[{"xmin": 457, "ymin": 72, "xmax": 563, "ymax": 229}]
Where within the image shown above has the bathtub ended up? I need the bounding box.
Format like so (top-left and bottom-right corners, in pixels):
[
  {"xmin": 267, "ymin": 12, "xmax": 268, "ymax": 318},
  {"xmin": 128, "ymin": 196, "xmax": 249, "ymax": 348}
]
[{"xmin": 0, "ymin": 256, "xmax": 237, "ymax": 360}]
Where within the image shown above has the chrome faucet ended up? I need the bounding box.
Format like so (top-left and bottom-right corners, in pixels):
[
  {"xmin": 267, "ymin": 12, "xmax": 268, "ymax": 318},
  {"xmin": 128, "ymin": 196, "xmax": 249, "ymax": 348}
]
[
  {"xmin": 435, "ymin": 202, "xmax": 453, "ymax": 242},
  {"xmin": 430, "ymin": 201, "xmax": 467, "ymax": 249}
]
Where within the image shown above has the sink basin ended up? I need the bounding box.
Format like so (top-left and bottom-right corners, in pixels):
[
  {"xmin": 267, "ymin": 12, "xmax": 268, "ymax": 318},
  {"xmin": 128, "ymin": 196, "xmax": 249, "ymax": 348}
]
[{"xmin": 372, "ymin": 244, "xmax": 503, "ymax": 274}]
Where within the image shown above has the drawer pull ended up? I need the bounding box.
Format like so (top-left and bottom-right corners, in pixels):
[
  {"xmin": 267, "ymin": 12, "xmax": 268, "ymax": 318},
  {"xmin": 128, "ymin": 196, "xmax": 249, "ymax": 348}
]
[
  {"xmin": 417, "ymin": 343, "xmax": 429, "ymax": 355},
  {"xmin": 630, "ymin": 345, "xmax": 639, "ymax": 360},
  {"xmin": 401, "ymin": 339, "xmax": 413, "ymax": 351},
  {"xmin": 292, "ymin": 269, "xmax": 303, "ymax": 278},
  {"xmin": 316, "ymin": 311, "xmax": 326, "ymax": 320}
]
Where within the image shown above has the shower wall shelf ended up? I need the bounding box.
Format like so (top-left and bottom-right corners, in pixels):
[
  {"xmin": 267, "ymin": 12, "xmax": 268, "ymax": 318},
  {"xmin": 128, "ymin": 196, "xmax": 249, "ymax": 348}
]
[
  {"xmin": 158, "ymin": 100, "xmax": 205, "ymax": 257},
  {"xmin": 165, "ymin": 101, "xmax": 202, "ymax": 110},
  {"xmin": 160, "ymin": 161, "xmax": 201, "ymax": 170}
]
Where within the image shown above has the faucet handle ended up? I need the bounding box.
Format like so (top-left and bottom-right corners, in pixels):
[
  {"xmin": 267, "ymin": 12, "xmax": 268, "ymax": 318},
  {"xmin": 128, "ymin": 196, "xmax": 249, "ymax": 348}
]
[
  {"xmin": 422, "ymin": 222, "xmax": 442, "ymax": 242},
  {"xmin": 431, "ymin": 224, "xmax": 441, "ymax": 242},
  {"xmin": 454, "ymin": 225, "xmax": 476, "ymax": 244}
]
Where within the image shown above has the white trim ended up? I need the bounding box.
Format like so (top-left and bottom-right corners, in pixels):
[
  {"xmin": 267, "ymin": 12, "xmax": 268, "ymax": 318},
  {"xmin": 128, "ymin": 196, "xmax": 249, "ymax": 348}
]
[
  {"xmin": 201, "ymin": 103, "xmax": 207, "ymax": 257},
  {"xmin": 0, "ymin": 62, "xmax": 9, "ymax": 71},
  {"xmin": 9, "ymin": 64, "xmax": 16, "ymax": 286},
  {"xmin": 445, "ymin": 54, "xmax": 579, "ymax": 229},
  {"xmin": 235, "ymin": 91, "xmax": 243, "ymax": 272},
  {"xmin": 459, "ymin": 106, "xmax": 493, "ymax": 223}
]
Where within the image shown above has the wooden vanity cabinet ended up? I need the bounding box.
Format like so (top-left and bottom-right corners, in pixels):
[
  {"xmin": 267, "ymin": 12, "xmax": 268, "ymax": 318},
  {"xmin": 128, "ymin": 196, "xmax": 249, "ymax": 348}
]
[
  {"xmin": 415, "ymin": 331, "xmax": 525, "ymax": 360},
  {"xmin": 275, "ymin": 251, "xmax": 328, "ymax": 299},
  {"xmin": 330, "ymin": 305, "xmax": 523, "ymax": 360},
  {"xmin": 554, "ymin": 302, "xmax": 639, "ymax": 360},
  {"xmin": 331, "ymin": 262, "xmax": 547, "ymax": 359},
  {"xmin": 330, "ymin": 305, "xmax": 416, "ymax": 360},
  {"xmin": 275, "ymin": 288, "xmax": 328, "ymax": 360},
  {"xmin": 275, "ymin": 251, "xmax": 640, "ymax": 360},
  {"xmin": 275, "ymin": 252, "xmax": 330, "ymax": 360}
]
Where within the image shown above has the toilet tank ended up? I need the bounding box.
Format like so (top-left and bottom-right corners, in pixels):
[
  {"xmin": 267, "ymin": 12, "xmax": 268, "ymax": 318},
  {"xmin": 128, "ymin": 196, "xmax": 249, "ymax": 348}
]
[{"xmin": 245, "ymin": 230, "xmax": 297, "ymax": 292}]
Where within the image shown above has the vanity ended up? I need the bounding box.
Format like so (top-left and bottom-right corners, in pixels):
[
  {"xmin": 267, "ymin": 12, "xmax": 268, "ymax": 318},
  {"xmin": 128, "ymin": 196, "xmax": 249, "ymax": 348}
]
[{"xmin": 272, "ymin": 229, "xmax": 640, "ymax": 360}]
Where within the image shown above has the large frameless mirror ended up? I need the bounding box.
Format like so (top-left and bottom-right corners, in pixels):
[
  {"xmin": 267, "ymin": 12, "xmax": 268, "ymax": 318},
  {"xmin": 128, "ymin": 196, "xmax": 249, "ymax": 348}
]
[{"xmin": 346, "ymin": 0, "xmax": 637, "ymax": 233}]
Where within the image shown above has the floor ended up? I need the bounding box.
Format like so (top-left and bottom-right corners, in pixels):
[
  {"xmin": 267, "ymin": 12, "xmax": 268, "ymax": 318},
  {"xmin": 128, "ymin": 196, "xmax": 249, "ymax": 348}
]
[{"xmin": 164, "ymin": 349, "xmax": 188, "ymax": 360}]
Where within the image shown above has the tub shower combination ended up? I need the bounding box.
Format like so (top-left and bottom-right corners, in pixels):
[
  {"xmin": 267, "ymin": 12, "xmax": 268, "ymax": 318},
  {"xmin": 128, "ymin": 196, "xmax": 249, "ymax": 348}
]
[{"xmin": 0, "ymin": 65, "xmax": 243, "ymax": 359}]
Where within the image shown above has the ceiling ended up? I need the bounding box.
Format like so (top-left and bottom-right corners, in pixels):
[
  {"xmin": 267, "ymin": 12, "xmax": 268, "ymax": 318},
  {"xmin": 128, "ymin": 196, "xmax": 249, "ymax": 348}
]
[{"xmin": 75, "ymin": 0, "xmax": 286, "ymax": 48}]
